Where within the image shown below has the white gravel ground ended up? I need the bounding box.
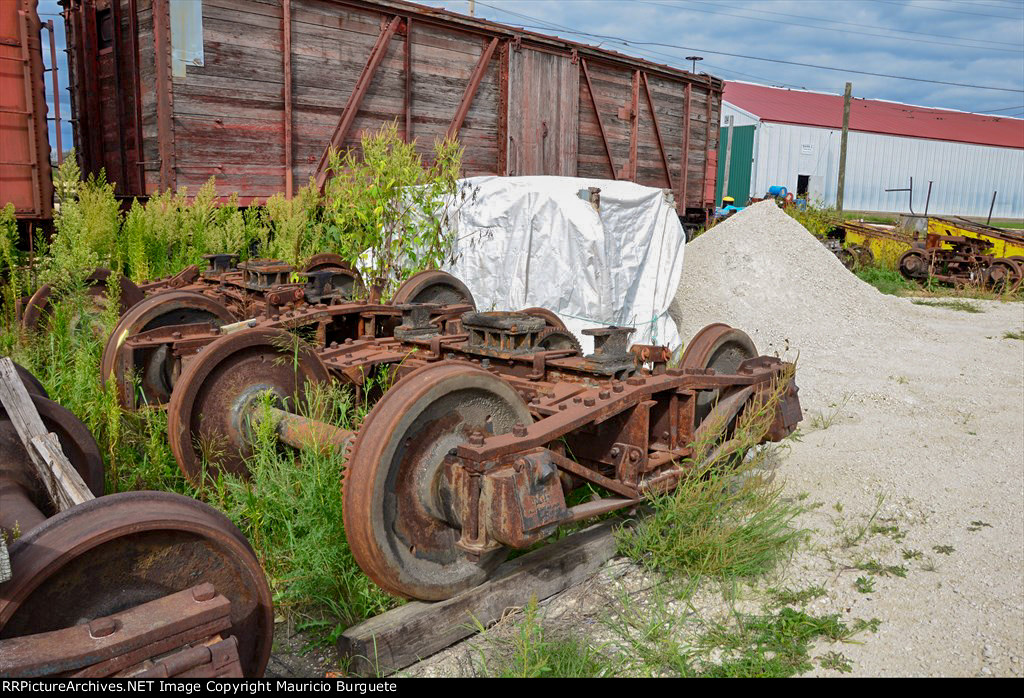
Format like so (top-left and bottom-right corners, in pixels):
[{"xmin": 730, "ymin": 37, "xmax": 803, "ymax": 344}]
[
  {"xmin": 669, "ymin": 201, "xmax": 1023, "ymax": 676},
  {"xmin": 404, "ymin": 201, "xmax": 1024, "ymax": 677}
]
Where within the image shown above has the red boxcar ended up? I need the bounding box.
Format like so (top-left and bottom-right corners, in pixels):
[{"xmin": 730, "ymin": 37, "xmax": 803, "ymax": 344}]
[{"xmin": 0, "ymin": 0, "xmax": 52, "ymax": 221}]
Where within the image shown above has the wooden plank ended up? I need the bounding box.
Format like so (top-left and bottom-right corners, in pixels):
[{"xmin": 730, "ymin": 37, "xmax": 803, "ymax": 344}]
[
  {"xmin": 338, "ymin": 518, "xmax": 622, "ymax": 676},
  {"xmin": 152, "ymin": 0, "xmax": 175, "ymax": 192},
  {"xmin": 642, "ymin": 72, "xmax": 674, "ymax": 192},
  {"xmin": 446, "ymin": 37, "xmax": 498, "ymax": 140},
  {"xmin": 0, "ymin": 359, "xmax": 93, "ymax": 511}
]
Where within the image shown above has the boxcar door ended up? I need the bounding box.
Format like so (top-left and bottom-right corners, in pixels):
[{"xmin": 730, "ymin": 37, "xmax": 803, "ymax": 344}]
[{"xmin": 505, "ymin": 48, "xmax": 579, "ymax": 176}]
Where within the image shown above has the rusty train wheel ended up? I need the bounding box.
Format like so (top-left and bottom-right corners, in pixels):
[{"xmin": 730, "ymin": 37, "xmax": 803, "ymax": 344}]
[
  {"xmin": 0, "ymin": 392, "xmax": 104, "ymax": 503},
  {"xmin": 985, "ymin": 258, "xmax": 1023, "ymax": 289},
  {"xmin": 898, "ymin": 249, "xmax": 930, "ymax": 280},
  {"xmin": 101, "ymin": 290, "xmax": 237, "ymax": 410},
  {"xmin": 680, "ymin": 324, "xmax": 758, "ymax": 428},
  {"xmin": 836, "ymin": 248, "xmax": 857, "ymax": 271},
  {"xmin": 20, "ymin": 284, "xmax": 52, "ymax": 332},
  {"xmin": 21, "ymin": 269, "xmax": 144, "ymax": 332},
  {"xmin": 303, "ymin": 253, "xmax": 351, "ymax": 273},
  {"xmin": 11, "ymin": 360, "xmax": 48, "ymax": 398},
  {"xmin": 517, "ymin": 307, "xmax": 567, "ymax": 331},
  {"xmin": 854, "ymin": 244, "xmax": 875, "ymax": 268},
  {"xmin": 536, "ymin": 327, "xmax": 582, "ymax": 353},
  {"xmin": 0, "ymin": 491, "xmax": 273, "ymax": 677},
  {"xmin": 391, "ymin": 270, "xmax": 476, "ymax": 309},
  {"xmin": 342, "ymin": 362, "xmax": 530, "ymax": 600},
  {"xmin": 167, "ymin": 328, "xmax": 330, "ymax": 485}
]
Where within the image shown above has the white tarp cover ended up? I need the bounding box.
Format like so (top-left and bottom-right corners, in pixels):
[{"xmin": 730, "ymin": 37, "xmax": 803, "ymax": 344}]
[{"xmin": 444, "ymin": 176, "xmax": 687, "ymax": 352}]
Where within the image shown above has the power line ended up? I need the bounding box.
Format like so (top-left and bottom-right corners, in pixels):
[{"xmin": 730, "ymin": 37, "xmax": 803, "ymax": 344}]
[
  {"xmin": 642, "ymin": 0, "xmax": 1023, "ymax": 53},
  {"xmin": 940, "ymin": 0, "xmax": 1024, "ymax": 13},
  {"xmin": 659, "ymin": 0, "xmax": 1024, "ymax": 48},
  {"xmin": 865, "ymin": 0, "xmax": 1024, "ymax": 21},
  {"xmin": 472, "ymin": 1, "xmax": 1024, "ymax": 94},
  {"xmin": 969, "ymin": 104, "xmax": 1024, "ymax": 113},
  {"xmin": 468, "ymin": 1, "xmax": 828, "ymax": 91}
]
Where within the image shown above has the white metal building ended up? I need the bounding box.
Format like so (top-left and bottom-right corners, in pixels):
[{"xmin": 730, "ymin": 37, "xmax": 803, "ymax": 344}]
[{"xmin": 719, "ymin": 82, "xmax": 1024, "ymax": 219}]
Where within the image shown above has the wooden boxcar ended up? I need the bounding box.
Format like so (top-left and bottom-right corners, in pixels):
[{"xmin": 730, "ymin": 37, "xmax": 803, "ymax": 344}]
[
  {"xmin": 61, "ymin": 0, "xmax": 722, "ymax": 222},
  {"xmin": 1, "ymin": 0, "xmax": 52, "ymax": 221}
]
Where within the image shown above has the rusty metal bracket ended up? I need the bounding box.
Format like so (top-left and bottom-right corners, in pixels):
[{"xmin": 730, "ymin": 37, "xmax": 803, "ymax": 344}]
[{"xmin": 314, "ymin": 15, "xmax": 403, "ymax": 191}]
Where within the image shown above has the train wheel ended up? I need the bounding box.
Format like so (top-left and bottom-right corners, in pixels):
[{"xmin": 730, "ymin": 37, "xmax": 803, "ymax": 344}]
[
  {"xmin": 985, "ymin": 258, "xmax": 1022, "ymax": 289},
  {"xmin": 303, "ymin": 253, "xmax": 350, "ymax": 273},
  {"xmin": 836, "ymin": 248, "xmax": 857, "ymax": 271},
  {"xmin": 100, "ymin": 290, "xmax": 237, "ymax": 410},
  {"xmin": 0, "ymin": 491, "xmax": 273, "ymax": 677},
  {"xmin": 167, "ymin": 328, "xmax": 329, "ymax": 485},
  {"xmin": 853, "ymin": 244, "xmax": 875, "ymax": 268},
  {"xmin": 536, "ymin": 328, "xmax": 582, "ymax": 353},
  {"xmin": 343, "ymin": 362, "xmax": 530, "ymax": 600},
  {"xmin": 10, "ymin": 360, "xmax": 48, "ymax": 398},
  {"xmin": 391, "ymin": 270, "xmax": 476, "ymax": 309},
  {"xmin": 898, "ymin": 249, "xmax": 930, "ymax": 280},
  {"xmin": 680, "ymin": 323, "xmax": 758, "ymax": 428},
  {"xmin": 21, "ymin": 269, "xmax": 144, "ymax": 332},
  {"xmin": 1, "ymin": 393, "xmax": 104, "ymax": 502},
  {"xmin": 517, "ymin": 307, "xmax": 567, "ymax": 331}
]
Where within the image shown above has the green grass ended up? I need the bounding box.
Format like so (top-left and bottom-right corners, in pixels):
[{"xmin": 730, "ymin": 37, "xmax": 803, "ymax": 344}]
[
  {"xmin": 598, "ymin": 584, "xmax": 873, "ymax": 678},
  {"xmin": 819, "ymin": 650, "xmax": 854, "ymax": 673},
  {"xmin": 854, "ymin": 560, "xmax": 908, "ymax": 578},
  {"xmin": 854, "ymin": 576, "xmax": 875, "ymax": 594},
  {"xmin": 473, "ymin": 598, "xmax": 610, "ymax": 678},
  {"xmin": 911, "ymin": 299, "xmax": 983, "ymax": 313},
  {"xmin": 211, "ymin": 389, "xmax": 398, "ymax": 638},
  {"xmin": 1004, "ymin": 330, "xmax": 1024, "ymax": 340},
  {"xmin": 617, "ymin": 369, "xmax": 806, "ymax": 582},
  {"xmin": 769, "ymin": 585, "xmax": 828, "ymax": 607},
  {"xmin": 855, "ymin": 266, "xmax": 918, "ymax": 296}
]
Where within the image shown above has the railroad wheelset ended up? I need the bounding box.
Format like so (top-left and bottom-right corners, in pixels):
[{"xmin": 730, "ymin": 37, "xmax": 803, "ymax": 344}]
[
  {"xmin": 984, "ymin": 257, "xmax": 1023, "ymax": 290},
  {"xmin": 100, "ymin": 290, "xmax": 239, "ymax": 409},
  {"xmin": 0, "ymin": 363, "xmax": 274, "ymax": 677},
  {"xmin": 21, "ymin": 268, "xmax": 145, "ymax": 333},
  {"xmin": 163, "ymin": 310, "xmax": 801, "ymax": 601},
  {"xmin": 102, "ymin": 267, "xmax": 475, "ymax": 412}
]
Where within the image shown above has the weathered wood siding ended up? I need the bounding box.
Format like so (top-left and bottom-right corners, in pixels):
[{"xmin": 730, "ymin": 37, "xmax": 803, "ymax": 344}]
[
  {"xmin": 65, "ymin": 0, "xmax": 722, "ymax": 216},
  {"xmin": 506, "ymin": 47, "xmax": 578, "ymax": 176}
]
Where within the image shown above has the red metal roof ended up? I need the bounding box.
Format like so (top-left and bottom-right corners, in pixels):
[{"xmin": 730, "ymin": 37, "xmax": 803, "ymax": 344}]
[{"xmin": 724, "ymin": 81, "xmax": 1024, "ymax": 149}]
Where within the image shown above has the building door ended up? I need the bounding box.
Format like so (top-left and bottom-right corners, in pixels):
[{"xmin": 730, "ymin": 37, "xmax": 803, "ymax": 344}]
[{"xmin": 714, "ymin": 124, "xmax": 754, "ymax": 204}]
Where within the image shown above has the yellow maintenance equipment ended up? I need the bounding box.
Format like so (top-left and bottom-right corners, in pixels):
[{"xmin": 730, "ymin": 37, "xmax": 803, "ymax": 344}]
[
  {"xmin": 830, "ymin": 216, "xmax": 1024, "ymax": 270},
  {"xmin": 927, "ymin": 217, "xmax": 1024, "ymax": 259}
]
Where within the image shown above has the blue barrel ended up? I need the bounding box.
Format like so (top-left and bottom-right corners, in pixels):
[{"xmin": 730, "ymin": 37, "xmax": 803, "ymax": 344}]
[{"xmin": 767, "ymin": 185, "xmax": 788, "ymax": 198}]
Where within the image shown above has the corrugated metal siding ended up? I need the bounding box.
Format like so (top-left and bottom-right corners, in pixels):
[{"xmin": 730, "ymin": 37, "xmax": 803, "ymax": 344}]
[
  {"xmin": 0, "ymin": 0, "xmax": 52, "ymax": 219},
  {"xmin": 750, "ymin": 122, "xmax": 1024, "ymax": 218}
]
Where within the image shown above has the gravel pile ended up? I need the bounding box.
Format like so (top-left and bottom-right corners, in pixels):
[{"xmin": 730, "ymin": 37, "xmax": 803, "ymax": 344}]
[{"xmin": 669, "ymin": 200, "xmax": 933, "ymax": 406}]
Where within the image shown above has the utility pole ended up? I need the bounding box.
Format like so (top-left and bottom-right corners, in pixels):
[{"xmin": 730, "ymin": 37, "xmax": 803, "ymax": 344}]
[
  {"xmin": 469, "ymin": 0, "xmax": 475, "ymax": 16},
  {"xmin": 836, "ymin": 81, "xmax": 852, "ymax": 212}
]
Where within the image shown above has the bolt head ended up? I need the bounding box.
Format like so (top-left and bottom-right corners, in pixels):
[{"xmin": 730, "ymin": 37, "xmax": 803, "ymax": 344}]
[
  {"xmin": 192, "ymin": 582, "xmax": 217, "ymax": 602},
  {"xmin": 88, "ymin": 617, "xmax": 118, "ymax": 639}
]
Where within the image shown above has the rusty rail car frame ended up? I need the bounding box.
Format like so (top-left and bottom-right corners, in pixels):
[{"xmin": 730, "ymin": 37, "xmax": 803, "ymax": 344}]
[
  {"xmin": 60, "ymin": 0, "xmax": 722, "ymax": 223},
  {"xmin": 158, "ymin": 307, "xmax": 801, "ymax": 600}
]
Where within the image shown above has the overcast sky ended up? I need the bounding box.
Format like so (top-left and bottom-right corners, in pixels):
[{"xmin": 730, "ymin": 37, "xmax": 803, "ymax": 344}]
[{"xmin": 38, "ymin": 0, "xmax": 1024, "ymax": 157}]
